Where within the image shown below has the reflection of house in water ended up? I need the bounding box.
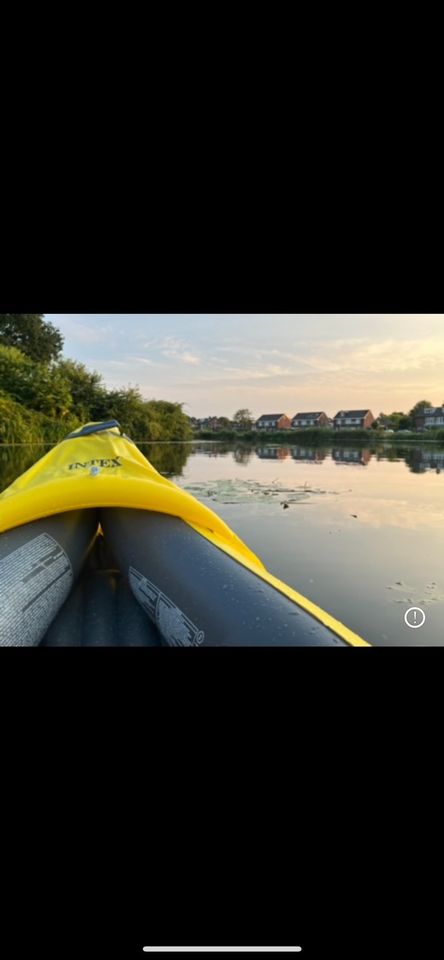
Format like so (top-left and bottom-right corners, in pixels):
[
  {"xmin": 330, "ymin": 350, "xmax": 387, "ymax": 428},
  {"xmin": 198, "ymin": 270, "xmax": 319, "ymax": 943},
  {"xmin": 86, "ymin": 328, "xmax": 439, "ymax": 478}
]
[
  {"xmin": 291, "ymin": 448, "xmax": 326, "ymax": 463},
  {"xmin": 333, "ymin": 448, "xmax": 372, "ymax": 465},
  {"xmin": 256, "ymin": 447, "xmax": 290, "ymax": 460},
  {"xmin": 407, "ymin": 448, "xmax": 444, "ymax": 473}
]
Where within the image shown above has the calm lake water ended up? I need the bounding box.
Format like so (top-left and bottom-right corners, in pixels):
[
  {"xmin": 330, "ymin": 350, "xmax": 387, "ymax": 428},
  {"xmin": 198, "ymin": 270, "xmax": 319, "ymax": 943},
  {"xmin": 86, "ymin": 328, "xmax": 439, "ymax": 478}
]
[{"xmin": 1, "ymin": 440, "xmax": 444, "ymax": 646}]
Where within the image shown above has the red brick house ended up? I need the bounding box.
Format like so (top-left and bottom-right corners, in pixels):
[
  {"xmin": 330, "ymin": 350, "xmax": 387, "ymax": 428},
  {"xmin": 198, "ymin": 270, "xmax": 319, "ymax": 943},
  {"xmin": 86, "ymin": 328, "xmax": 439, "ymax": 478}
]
[
  {"xmin": 333, "ymin": 409, "xmax": 375, "ymax": 430},
  {"xmin": 255, "ymin": 413, "xmax": 292, "ymax": 431},
  {"xmin": 291, "ymin": 412, "xmax": 329, "ymax": 428}
]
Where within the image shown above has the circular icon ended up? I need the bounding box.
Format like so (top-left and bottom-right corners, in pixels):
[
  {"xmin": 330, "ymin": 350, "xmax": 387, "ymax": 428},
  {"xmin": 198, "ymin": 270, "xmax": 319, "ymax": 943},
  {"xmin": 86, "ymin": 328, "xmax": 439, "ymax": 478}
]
[{"xmin": 404, "ymin": 607, "xmax": 425, "ymax": 629}]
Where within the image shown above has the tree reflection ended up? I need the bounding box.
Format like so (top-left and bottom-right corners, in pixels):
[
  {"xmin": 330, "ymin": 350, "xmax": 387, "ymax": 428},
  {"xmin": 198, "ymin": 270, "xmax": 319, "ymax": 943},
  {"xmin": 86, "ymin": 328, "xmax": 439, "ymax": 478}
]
[
  {"xmin": 137, "ymin": 442, "xmax": 192, "ymax": 477},
  {"xmin": 233, "ymin": 445, "xmax": 254, "ymax": 465}
]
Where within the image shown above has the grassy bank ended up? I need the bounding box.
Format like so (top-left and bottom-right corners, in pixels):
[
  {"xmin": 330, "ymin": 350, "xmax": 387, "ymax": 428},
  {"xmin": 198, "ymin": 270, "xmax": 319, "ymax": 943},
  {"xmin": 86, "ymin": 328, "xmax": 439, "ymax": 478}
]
[{"xmin": 194, "ymin": 427, "xmax": 444, "ymax": 444}]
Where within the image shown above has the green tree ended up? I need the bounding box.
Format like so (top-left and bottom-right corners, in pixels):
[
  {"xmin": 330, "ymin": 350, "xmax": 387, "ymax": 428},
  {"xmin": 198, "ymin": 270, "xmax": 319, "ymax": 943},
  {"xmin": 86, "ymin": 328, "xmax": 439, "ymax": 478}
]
[
  {"xmin": 0, "ymin": 345, "xmax": 34, "ymax": 404},
  {"xmin": 408, "ymin": 399, "xmax": 433, "ymax": 428},
  {"xmin": 102, "ymin": 387, "xmax": 159, "ymax": 439},
  {"xmin": 0, "ymin": 314, "xmax": 64, "ymax": 362},
  {"xmin": 386, "ymin": 411, "xmax": 410, "ymax": 431},
  {"xmin": 30, "ymin": 366, "xmax": 73, "ymax": 419},
  {"xmin": 146, "ymin": 400, "xmax": 193, "ymax": 440},
  {"xmin": 54, "ymin": 358, "xmax": 108, "ymax": 421},
  {"xmin": 233, "ymin": 408, "xmax": 254, "ymax": 430},
  {"xmin": 0, "ymin": 345, "xmax": 72, "ymax": 418}
]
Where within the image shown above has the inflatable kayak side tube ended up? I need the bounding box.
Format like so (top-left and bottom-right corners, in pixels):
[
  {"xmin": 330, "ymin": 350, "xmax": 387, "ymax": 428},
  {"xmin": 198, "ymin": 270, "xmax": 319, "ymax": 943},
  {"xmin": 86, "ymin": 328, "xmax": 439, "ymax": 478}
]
[
  {"xmin": 41, "ymin": 539, "xmax": 163, "ymax": 647},
  {"xmin": 0, "ymin": 510, "xmax": 98, "ymax": 647},
  {"xmin": 100, "ymin": 508, "xmax": 347, "ymax": 646}
]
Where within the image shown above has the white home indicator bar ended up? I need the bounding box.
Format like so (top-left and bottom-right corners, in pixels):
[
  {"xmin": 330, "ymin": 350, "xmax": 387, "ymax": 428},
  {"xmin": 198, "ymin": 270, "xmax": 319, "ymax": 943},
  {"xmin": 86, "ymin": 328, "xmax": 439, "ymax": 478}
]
[{"xmin": 142, "ymin": 950, "xmax": 302, "ymax": 954}]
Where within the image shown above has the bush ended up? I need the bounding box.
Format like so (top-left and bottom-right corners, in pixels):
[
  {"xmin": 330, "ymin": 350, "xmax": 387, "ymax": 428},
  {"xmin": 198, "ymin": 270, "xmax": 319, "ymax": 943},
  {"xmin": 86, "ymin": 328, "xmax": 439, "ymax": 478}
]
[
  {"xmin": 0, "ymin": 392, "xmax": 44, "ymax": 444},
  {"xmin": 0, "ymin": 345, "xmax": 193, "ymax": 444},
  {"xmin": 0, "ymin": 344, "xmax": 73, "ymax": 418}
]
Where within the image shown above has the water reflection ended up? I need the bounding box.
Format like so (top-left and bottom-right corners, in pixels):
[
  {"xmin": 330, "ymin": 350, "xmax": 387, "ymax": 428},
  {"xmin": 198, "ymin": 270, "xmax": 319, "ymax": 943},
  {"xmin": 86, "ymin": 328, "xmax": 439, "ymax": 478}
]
[
  {"xmin": 3, "ymin": 441, "xmax": 444, "ymax": 492},
  {"xmin": 291, "ymin": 448, "xmax": 327, "ymax": 463},
  {"xmin": 333, "ymin": 448, "xmax": 372, "ymax": 465},
  {"xmin": 136, "ymin": 443, "xmax": 191, "ymax": 476},
  {"xmin": 404, "ymin": 448, "xmax": 444, "ymax": 474},
  {"xmin": 191, "ymin": 441, "xmax": 233, "ymax": 457},
  {"xmin": 256, "ymin": 446, "xmax": 290, "ymax": 461},
  {"xmin": 233, "ymin": 446, "xmax": 254, "ymax": 465}
]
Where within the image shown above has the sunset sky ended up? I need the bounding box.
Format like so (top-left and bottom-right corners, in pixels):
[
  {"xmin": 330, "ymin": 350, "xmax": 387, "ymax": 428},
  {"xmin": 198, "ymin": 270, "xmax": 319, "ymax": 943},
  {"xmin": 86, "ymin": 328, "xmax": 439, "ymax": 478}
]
[{"xmin": 47, "ymin": 315, "xmax": 444, "ymax": 419}]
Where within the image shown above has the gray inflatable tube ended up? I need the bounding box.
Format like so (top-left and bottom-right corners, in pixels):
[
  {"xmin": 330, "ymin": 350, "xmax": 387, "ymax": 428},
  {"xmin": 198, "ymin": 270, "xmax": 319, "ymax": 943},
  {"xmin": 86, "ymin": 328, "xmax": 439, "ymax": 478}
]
[
  {"xmin": 0, "ymin": 510, "xmax": 98, "ymax": 647},
  {"xmin": 0, "ymin": 507, "xmax": 347, "ymax": 646},
  {"xmin": 100, "ymin": 508, "xmax": 346, "ymax": 646}
]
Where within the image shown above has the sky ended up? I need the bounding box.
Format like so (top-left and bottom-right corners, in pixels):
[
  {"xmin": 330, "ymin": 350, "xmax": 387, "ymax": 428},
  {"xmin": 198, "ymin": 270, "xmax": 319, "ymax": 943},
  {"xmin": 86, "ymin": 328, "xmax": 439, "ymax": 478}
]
[{"xmin": 46, "ymin": 315, "xmax": 444, "ymax": 419}]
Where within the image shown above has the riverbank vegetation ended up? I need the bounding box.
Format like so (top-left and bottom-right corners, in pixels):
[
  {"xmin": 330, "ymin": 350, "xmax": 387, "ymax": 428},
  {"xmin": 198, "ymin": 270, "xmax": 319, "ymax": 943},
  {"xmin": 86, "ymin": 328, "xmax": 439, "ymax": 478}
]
[
  {"xmin": 194, "ymin": 427, "xmax": 444, "ymax": 444},
  {"xmin": 0, "ymin": 315, "xmax": 192, "ymax": 444}
]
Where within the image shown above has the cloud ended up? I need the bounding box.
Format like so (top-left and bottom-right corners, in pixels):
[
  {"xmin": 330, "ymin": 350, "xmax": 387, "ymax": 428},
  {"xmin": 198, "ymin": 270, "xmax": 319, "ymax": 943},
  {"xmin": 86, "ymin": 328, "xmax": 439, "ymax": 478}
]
[
  {"xmin": 181, "ymin": 353, "xmax": 200, "ymax": 364},
  {"xmin": 160, "ymin": 338, "xmax": 201, "ymax": 364},
  {"xmin": 57, "ymin": 317, "xmax": 111, "ymax": 345},
  {"xmin": 127, "ymin": 356, "xmax": 155, "ymax": 366},
  {"xmin": 297, "ymin": 338, "xmax": 444, "ymax": 375}
]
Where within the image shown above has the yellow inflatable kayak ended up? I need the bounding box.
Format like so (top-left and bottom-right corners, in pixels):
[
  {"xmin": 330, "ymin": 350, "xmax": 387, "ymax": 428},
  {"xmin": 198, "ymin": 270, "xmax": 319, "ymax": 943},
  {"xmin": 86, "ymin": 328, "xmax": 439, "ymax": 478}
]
[{"xmin": 0, "ymin": 420, "xmax": 369, "ymax": 646}]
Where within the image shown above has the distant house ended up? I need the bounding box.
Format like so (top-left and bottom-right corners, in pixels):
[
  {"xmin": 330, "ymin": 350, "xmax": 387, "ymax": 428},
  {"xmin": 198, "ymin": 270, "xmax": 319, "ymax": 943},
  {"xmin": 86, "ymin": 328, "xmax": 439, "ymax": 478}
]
[
  {"xmin": 198, "ymin": 417, "xmax": 224, "ymax": 431},
  {"xmin": 291, "ymin": 412, "xmax": 329, "ymax": 429},
  {"xmin": 333, "ymin": 409, "xmax": 375, "ymax": 430},
  {"xmin": 255, "ymin": 413, "xmax": 292, "ymax": 431},
  {"xmin": 415, "ymin": 406, "xmax": 444, "ymax": 430}
]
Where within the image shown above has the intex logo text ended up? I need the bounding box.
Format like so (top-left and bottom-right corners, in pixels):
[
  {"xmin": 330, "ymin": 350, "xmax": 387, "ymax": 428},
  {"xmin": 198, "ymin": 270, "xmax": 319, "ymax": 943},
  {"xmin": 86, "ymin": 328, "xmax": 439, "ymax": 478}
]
[{"xmin": 68, "ymin": 457, "xmax": 122, "ymax": 470}]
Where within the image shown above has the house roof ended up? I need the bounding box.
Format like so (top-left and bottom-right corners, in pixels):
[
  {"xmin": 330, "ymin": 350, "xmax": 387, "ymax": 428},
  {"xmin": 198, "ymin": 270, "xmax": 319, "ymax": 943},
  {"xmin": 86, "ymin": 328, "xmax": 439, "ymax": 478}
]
[
  {"xmin": 292, "ymin": 412, "xmax": 325, "ymax": 419},
  {"xmin": 334, "ymin": 409, "xmax": 371, "ymax": 418},
  {"xmin": 256, "ymin": 413, "xmax": 288, "ymax": 420}
]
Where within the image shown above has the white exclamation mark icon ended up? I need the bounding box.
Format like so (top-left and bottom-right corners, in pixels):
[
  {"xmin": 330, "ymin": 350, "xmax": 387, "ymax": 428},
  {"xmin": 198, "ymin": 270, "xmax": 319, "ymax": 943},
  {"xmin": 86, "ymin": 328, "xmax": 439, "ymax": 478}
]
[{"xmin": 404, "ymin": 606, "xmax": 425, "ymax": 629}]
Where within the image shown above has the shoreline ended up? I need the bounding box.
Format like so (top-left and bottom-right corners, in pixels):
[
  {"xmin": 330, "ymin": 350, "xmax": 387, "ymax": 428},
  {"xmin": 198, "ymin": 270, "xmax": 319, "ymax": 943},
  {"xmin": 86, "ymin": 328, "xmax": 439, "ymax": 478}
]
[{"xmin": 192, "ymin": 430, "xmax": 444, "ymax": 446}]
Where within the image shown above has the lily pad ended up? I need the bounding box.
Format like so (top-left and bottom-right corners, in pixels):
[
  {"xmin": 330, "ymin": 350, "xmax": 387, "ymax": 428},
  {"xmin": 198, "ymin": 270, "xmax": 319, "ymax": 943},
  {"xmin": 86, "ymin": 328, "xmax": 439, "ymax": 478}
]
[{"xmin": 180, "ymin": 477, "xmax": 332, "ymax": 505}]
